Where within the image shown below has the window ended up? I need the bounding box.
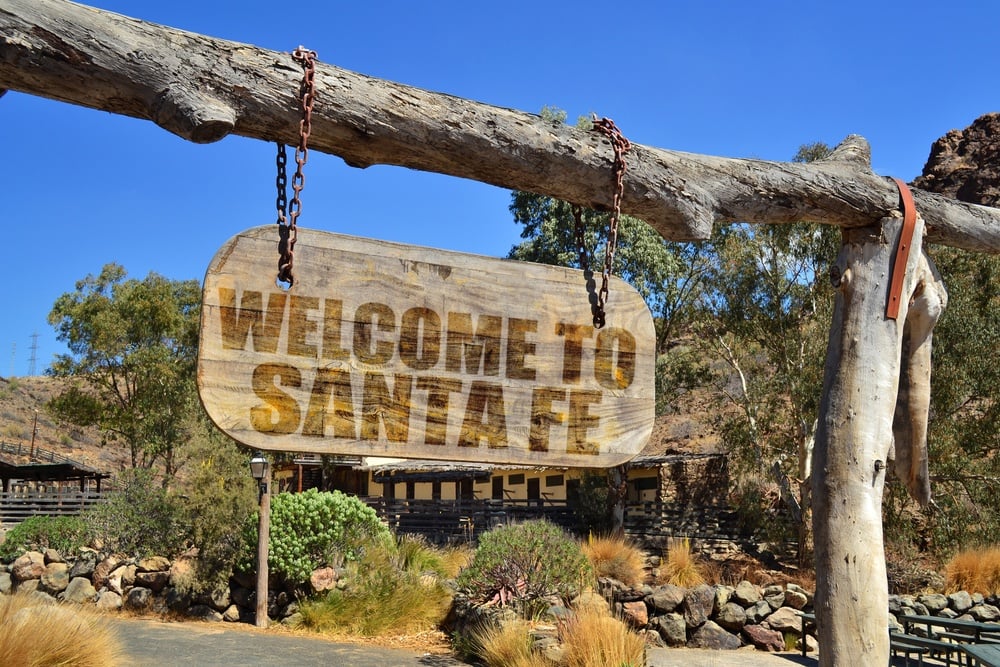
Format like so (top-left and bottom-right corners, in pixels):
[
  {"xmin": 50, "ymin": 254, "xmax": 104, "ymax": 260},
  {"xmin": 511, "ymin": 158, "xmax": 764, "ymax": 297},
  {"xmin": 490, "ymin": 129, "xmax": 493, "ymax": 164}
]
[
  {"xmin": 545, "ymin": 474, "xmax": 564, "ymax": 487},
  {"xmin": 508, "ymin": 473, "xmax": 525, "ymax": 485}
]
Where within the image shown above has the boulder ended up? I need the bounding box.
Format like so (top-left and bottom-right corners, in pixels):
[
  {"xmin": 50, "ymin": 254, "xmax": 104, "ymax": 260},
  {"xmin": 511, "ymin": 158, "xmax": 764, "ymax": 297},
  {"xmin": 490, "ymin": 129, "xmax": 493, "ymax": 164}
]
[
  {"xmin": 762, "ymin": 585, "xmax": 785, "ymax": 610},
  {"xmin": 918, "ymin": 593, "xmax": 949, "ymax": 613},
  {"xmin": 43, "ymin": 548, "xmax": 64, "ymax": 564},
  {"xmin": 40, "ymin": 562, "xmax": 70, "ymax": 594},
  {"xmin": 746, "ymin": 600, "xmax": 772, "ymax": 624},
  {"xmin": 620, "ymin": 600, "xmax": 648, "ymax": 628},
  {"xmin": 69, "ymin": 549, "xmax": 98, "ymax": 579},
  {"xmin": 61, "ymin": 576, "xmax": 97, "ymax": 604},
  {"xmin": 970, "ymin": 604, "xmax": 1000, "ymax": 622},
  {"xmin": 949, "ymin": 591, "xmax": 974, "ymax": 613},
  {"xmin": 125, "ymin": 586, "xmax": 154, "ymax": 611},
  {"xmin": 651, "ymin": 612, "xmax": 687, "ymax": 646},
  {"xmin": 0, "ymin": 572, "xmax": 11, "ymax": 594},
  {"xmin": 138, "ymin": 556, "xmax": 171, "ymax": 572},
  {"xmin": 784, "ymin": 588, "xmax": 809, "ymax": 610},
  {"xmin": 742, "ymin": 623, "xmax": 785, "ymax": 651},
  {"xmin": 310, "ymin": 566, "xmax": 338, "ymax": 593},
  {"xmin": 96, "ymin": 590, "xmax": 123, "ymax": 610},
  {"xmin": 646, "ymin": 584, "xmax": 686, "ymax": 613},
  {"xmin": 11, "ymin": 551, "xmax": 46, "ymax": 581},
  {"xmin": 688, "ymin": 620, "xmax": 741, "ymax": 649},
  {"xmin": 732, "ymin": 580, "xmax": 761, "ymax": 606},
  {"xmin": 715, "ymin": 601, "xmax": 747, "ymax": 632},
  {"xmin": 684, "ymin": 584, "xmax": 715, "ymax": 628},
  {"xmin": 195, "ymin": 584, "xmax": 232, "ymax": 612},
  {"xmin": 763, "ymin": 606, "xmax": 802, "ymax": 633},
  {"xmin": 92, "ymin": 556, "xmax": 121, "ymax": 591},
  {"xmin": 223, "ymin": 605, "xmax": 241, "ymax": 622},
  {"xmin": 187, "ymin": 604, "xmax": 224, "ymax": 622},
  {"xmin": 135, "ymin": 570, "xmax": 170, "ymax": 593}
]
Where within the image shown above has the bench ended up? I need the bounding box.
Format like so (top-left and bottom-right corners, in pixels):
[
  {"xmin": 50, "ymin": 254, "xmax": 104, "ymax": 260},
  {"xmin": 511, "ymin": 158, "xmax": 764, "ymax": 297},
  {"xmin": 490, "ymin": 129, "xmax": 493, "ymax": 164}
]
[
  {"xmin": 891, "ymin": 635, "xmax": 931, "ymax": 667},
  {"xmin": 890, "ymin": 631, "xmax": 967, "ymax": 667}
]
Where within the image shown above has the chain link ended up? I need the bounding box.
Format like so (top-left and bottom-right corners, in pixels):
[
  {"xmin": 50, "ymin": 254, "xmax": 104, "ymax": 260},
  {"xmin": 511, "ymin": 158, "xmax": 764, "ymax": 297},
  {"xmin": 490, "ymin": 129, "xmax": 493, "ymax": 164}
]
[
  {"xmin": 276, "ymin": 46, "xmax": 318, "ymax": 287},
  {"xmin": 574, "ymin": 116, "xmax": 631, "ymax": 328}
]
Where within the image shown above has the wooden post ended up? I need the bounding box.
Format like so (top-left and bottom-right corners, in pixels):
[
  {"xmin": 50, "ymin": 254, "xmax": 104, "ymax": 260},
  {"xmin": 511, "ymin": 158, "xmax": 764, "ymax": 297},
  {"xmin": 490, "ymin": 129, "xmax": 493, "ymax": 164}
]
[
  {"xmin": 255, "ymin": 461, "xmax": 271, "ymax": 629},
  {"xmin": 812, "ymin": 216, "xmax": 930, "ymax": 665}
]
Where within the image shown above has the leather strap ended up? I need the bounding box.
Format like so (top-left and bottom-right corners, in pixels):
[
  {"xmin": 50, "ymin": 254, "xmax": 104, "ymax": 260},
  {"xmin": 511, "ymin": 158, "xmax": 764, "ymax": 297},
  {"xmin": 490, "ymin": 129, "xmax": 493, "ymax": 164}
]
[{"xmin": 886, "ymin": 177, "xmax": 917, "ymax": 320}]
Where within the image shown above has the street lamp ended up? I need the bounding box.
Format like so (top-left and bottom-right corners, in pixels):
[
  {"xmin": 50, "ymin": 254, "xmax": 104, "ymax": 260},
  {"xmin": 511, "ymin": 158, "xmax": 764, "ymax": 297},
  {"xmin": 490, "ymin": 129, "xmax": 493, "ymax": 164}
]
[{"xmin": 249, "ymin": 453, "xmax": 270, "ymax": 628}]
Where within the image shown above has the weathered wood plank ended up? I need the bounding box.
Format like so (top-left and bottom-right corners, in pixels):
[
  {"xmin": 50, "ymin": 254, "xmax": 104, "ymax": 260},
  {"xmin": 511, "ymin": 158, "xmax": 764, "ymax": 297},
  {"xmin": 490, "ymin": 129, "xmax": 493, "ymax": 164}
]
[{"xmin": 198, "ymin": 227, "xmax": 656, "ymax": 467}]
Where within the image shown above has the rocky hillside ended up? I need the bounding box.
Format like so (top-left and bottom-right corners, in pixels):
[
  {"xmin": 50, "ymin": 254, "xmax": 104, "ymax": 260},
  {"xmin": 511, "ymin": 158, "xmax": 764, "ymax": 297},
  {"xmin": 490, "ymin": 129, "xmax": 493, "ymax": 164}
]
[
  {"xmin": 0, "ymin": 376, "xmax": 127, "ymax": 474},
  {"xmin": 914, "ymin": 111, "xmax": 1000, "ymax": 205}
]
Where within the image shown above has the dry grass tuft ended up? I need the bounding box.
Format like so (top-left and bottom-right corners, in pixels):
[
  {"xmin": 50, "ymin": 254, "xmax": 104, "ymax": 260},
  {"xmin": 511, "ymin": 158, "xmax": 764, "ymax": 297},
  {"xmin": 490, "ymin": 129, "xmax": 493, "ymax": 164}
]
[
  {"xmin": 945, "ymin": 546, "xmax": 1000, "ymax": 595},
  {"xmin": 0, "ymin": 593, "xmax": 124, "ymax": 666},
  {"xmin": 581, "ymin": 533, "xmax": 647, "ymax": 587},
  {"xmin": 657, "ymin": 537, "xmax": 705, "ymax": 587},
  {"xmin": 468, "ymin": 618, "xmax": 545, "ymax": 667},
  {"xmin": 561, "ymin": 606, "xmax": 645, "ymax": 667}
]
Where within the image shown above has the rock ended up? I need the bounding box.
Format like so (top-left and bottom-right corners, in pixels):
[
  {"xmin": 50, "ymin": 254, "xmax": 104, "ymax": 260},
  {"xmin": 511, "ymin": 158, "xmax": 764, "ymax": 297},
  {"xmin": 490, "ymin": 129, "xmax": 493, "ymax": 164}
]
[
  {"xmin": 641, "ymin": 628, "xmax": 665, "ymax": 647},
  {"xmin": 11, "ymin": 551, "xmax": 46, "ymax": 581},
  {"xmin": 913, "ymin": 113, "xmax": 1000, "ymax": 208},
  {"xmin": 784, "ymin": 588, "xmax": 809, "ymax": 610},
  {"xmin": 43, "ymin": 548, "xmax": 64, "ymax": 564},
  {"xmin": 651, "ymin": 612, "xmax": 687, "ymax": 646},
  {"xmin": 231, "ymin": 585, "xmax": 253, "ymax": 609},
  {"xmin": 621, "ymin": 600, "xmax": 648, "ymax": 628},
  {"xmin": 195, "ymin": 584, "xmax": 231, "ymax": 611},
  {"xmin": 970, "ymin": 604, "xmax": 1000, "ymax": 622},
  {"xmin": 107, "ymin": 570, "xmax": 124, "ymax": 595},
  {"xmin": 684, "ymin": 584, "xmax": 715, "ymax": 628},
  {"xmin": 938, "ymin": 607, "xmax": 958, "ymax": 619},
  {"xmin": 715, "ymin": 601, "xmax": 747, "ymax": 632},
  {"xmin": 69, "ymin": 549, "xmax": 98, "ymax": 579},
  {"xmin": 187, "ymin": 604, "xmax": 224, "ymax": 622},
  {"xmin": 763, "ymin": 606, "xmax": 802, "ymax": 633},
  {"xmin": 742, "ymin": 624, "xmax": 785, "ymax": 651},
  {"xmin": 15, "ymin": 578, "xmax": 40, "ymax": 594},
  {"xmin": 688, "ymin": 620, "xmax": 741, "ymax": 649},
  {"xmin": 138, "ymin": 556, "xmax": 171, "ymax": 572},
  {"xmin": 0, "ymin": 572, "xmax": 10, "ymax": 594},
  {"xmin": 92, "ymin": 556, "xmax": 121, "ymax": 591},
  {"xmin": 40, "ymin": 562, "xmax": 70, "ymax": 594},
  {"xmin": 61, "ymin": 576, "xmax": 97, "ymax": 604},
  {"xmin": 715, "ymin": 585, "xmax": 734, "ymax": 610},
  {"xmin": 918, "ymin": 593, "xmax": 949, "ymax": 612},
  {"xmin": 135, "ymin": 570, "xmax": 170, "ymax": 593},
  {"xmin": 96, "ymin": 590, "xmax": 123, "ymax": 610},
  {"xmin": 745, "ymin": 600, "xmax": 772, "ymax": 624},
  {"xmin": 949, "ymin": 591, "xmax": 974, "ymax": 613},
  {"xmin": 121, "ymin": 564, "xmax": 137, "ymax": 587},
  {"xmin": 799, "ymin": 633, "xmax": 819, "ymax": 654},
  {"xmin": 310, "ymin": 566, "xmax": 338, "ymax": 593},
  {"xmin": 223, "ymin": 604, "xmax": 241, "ymax": 622},
  {"xmin": 762, "ymin": 585, "xmax": 785, "ymax": 610},
  {"xmin": 732, "ymin": 580, "xmax": 761, "ymax": 606},
  {"xmin": 573, "ymin": 588, "xmax": 611, "ymax": 616},
  {"xmin": 646, "ymin": 584, "xmax": 686, "ymax": 613},
  {"xmin": 165, "ymin": 587, "xmax": 191, "ymax": 613},
  {"xmin": 125, "ymin": 586, "xmax": 154, "ymax": 611}
]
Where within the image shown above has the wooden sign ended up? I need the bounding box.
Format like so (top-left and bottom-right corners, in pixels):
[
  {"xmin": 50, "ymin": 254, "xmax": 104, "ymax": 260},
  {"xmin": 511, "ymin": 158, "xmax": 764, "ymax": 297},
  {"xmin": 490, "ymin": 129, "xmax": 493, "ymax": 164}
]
[{"xmin": 197, "ymin": 226, "xmax": 655, "ymax": 467}]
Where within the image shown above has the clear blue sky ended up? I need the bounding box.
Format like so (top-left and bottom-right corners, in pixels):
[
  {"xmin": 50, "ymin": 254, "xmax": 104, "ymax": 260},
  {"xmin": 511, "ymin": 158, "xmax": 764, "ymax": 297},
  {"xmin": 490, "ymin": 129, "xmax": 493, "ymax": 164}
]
[{"xmin": 2, "ymin": 0, "xmax": 996, "ymax": 376}]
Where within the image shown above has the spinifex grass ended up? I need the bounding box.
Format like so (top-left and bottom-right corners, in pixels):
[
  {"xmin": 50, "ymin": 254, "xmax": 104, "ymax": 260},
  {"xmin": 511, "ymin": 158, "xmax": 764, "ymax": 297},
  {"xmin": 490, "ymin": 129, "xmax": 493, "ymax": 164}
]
[
  {"xmin": 657, "ymin": 536, "xmax": 705, "ymax": 587},
  {"xmin": 0, "ymin": 593, "xmax": 123, "ymax": 666},
  {"xmin": 581, "ymin": 533, "xmax": 647, "ymax": 587},
  {"xmin": 561, "ymin": 607, "xmax": 645, "ymax": 667},
  {"xmin": 945, "ymin": 546, "xmax": 1000, "ymax": 595}
]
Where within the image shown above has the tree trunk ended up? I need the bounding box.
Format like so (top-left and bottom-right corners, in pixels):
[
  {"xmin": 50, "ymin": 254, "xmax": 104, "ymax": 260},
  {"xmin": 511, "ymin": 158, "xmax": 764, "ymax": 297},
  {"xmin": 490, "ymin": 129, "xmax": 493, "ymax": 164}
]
[
  {"xmin": 3, "ymin": 0, "xmax": 1000, "ymax": 250},
  {"xmin": 812, "ymin": 215, "xmax": 936, "ymax": 666}
]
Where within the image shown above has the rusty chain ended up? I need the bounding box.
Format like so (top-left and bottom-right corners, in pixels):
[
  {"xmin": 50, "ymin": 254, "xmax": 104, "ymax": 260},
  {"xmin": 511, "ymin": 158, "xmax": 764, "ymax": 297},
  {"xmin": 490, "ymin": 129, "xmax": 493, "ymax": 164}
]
[
  {"xmin": 276, "ymin": 46, "xmax": 318, "ymax": 287},
  {"xmin": 574, "ymin": 116, "xmax": 631, "ymax": 328}
]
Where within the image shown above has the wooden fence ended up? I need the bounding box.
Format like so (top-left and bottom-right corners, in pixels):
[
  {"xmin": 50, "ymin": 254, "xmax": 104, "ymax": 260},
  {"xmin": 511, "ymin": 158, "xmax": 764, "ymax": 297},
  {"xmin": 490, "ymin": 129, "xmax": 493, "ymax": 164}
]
[{"xmin": 0, "ymin": 490, "xmax": 106, "ymax": 525}]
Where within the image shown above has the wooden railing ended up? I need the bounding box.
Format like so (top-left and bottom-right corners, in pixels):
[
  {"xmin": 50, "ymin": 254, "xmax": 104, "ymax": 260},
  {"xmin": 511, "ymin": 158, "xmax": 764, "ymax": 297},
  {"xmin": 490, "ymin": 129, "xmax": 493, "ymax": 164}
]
[
  {"xmin": 0, "ymin": 440, "xmax": 95, "ymax": 468},
  {"xmin": 364, "ymin": 498, "xmax": 578, "ymax": 543},
  {"xmin": 0, "ymin": 490, "xmax": 106, "ymax": 524}
]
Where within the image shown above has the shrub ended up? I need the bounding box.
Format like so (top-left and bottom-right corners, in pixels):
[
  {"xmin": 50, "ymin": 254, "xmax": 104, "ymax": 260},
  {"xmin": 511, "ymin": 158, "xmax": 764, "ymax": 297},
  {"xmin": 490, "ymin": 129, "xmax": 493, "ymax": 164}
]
[
  {"xmin": 0, "ymin": 515, "xmax": 88, "ymax": 561},
  {"xmin": 561, "ymin": 607, "xmax": 644, "ymax": 667},
  {"xmin": 581, "ymin": 533, "xmax": 646, "ymax": 587},
  {"xmin": 457, "ymin": 520, "xmax": 594, "ymax": 617},
  {"xmin": 657, "ymin": 537, "xmax": 704, "ymax": 587},
  {"xmin": 82, "ymin": 468, "xmax": 186, "ymax": 558},
  {"xmin": 242, "ymin": 488, "xmax": 389, "ymax": 584},
  {"xmin": 297, "ymin": 534, "xmax": 452, "ymax": 636},
  {"xmin": 0, "ymin": 593, "xmax": 123, "ymax": 666},
  {"xmin": 945, "ymin": 546, "xmax": 1000, "ymax": 595}
]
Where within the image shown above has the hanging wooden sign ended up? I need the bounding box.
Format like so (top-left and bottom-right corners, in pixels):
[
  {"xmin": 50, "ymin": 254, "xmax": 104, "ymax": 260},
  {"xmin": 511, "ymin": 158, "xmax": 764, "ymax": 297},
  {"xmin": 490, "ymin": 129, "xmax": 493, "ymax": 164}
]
[{"xmin": 197, "ymin": 226, "xmax": 655, "ymax": 467}]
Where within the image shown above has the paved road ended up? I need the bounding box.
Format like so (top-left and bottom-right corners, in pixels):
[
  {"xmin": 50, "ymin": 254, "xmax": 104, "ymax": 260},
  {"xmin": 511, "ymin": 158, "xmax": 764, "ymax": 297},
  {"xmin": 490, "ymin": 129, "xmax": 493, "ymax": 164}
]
[{"xmin": 112, "ymin": 618, "xmax": 468, "ymax": 667}]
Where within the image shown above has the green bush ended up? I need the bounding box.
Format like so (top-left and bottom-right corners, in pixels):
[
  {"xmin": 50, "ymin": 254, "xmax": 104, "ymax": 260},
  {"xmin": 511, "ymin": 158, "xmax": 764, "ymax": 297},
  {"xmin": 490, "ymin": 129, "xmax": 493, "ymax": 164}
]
[
  {"xmin": 242, "ymin": 488, "xmax": 389, "ymax": 584},
  {"xmin": 457, "ymin": 519, "xmax": 594, "ymax": 617},
  {"xmin": 0, "ymin": 516, "xmax": 88, "ymax": 561},
  {"xmin": 82, "ymin": 468, "xmax": 186, "ymax": 558},
  {"xmin": 297, "ymin": 534, "xmax": 452, "ymax": 636}
]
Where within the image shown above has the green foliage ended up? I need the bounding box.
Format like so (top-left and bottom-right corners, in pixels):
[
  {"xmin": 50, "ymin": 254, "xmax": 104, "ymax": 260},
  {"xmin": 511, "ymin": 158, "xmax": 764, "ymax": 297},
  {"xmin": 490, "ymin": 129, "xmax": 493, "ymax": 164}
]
[
  {"xmin": 242, "ymin": 488, "xmax": 389, "ymax": 584},
  {"xmin": 82, "ymin": 468, "xmax": 186, "ymax": 558},
  {"xmin": 297, "ymin": 534, "xmax": 452, "ymax": 636},
  {"xmin": 0, "ymin": 516, "xmax": 88, "ymax": 560},
  {"xmin": 46, "ymin": 263, "xmax": 201, "ymax": 478},
  {"xmin": 568, "ymin": 473, "xmax": 612, "ymax": 535},
  {"xmin": 170, "ymin": 422, "xmax": 257, "ymax": 594},
  {"xmin": 457, "ymin": 520, "xmax": 593, "ymax": 616}
]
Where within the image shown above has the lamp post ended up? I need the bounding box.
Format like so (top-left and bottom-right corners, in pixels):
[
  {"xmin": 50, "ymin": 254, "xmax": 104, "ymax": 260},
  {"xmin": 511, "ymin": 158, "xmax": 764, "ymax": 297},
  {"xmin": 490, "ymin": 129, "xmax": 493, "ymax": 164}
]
[{"xmin": 249, "ymin": 454, "xmax": 270, "ymax": 629}]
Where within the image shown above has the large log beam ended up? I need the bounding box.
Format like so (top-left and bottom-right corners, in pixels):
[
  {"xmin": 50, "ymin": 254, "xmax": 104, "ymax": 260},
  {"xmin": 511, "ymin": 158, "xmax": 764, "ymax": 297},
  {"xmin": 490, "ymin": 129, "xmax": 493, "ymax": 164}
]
[{"xmin": 3, "ymin": 0, "xmax": 1000, "ymax": 250}]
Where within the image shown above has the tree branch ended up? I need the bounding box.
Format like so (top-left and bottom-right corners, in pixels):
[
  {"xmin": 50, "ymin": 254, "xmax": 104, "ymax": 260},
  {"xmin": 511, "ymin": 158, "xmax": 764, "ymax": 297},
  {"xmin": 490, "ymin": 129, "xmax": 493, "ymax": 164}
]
[{"xmin": 3, "ymin": 0, "xmax": 1000, "ymax": 250}]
